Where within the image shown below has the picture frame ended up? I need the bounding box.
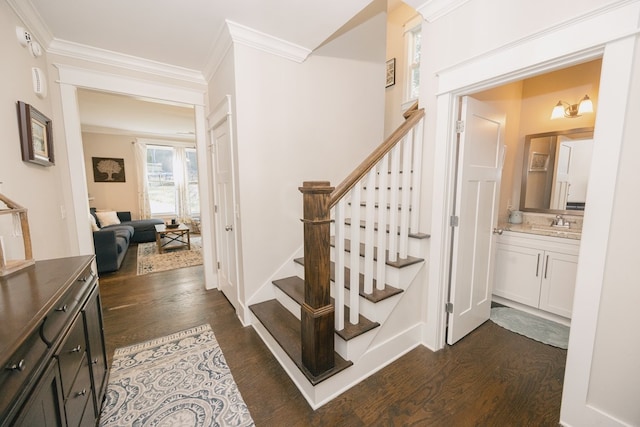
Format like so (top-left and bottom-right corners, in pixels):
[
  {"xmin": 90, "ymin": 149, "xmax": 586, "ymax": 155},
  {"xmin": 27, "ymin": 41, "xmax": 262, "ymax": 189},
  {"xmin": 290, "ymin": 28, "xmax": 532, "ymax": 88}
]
[
  {"xmin": 529, "ymin": 152, "xmax": 549, "ymax": 172},
  {"xmin": 17, "ymin": 101, "xmax": 54, "ymax": 166},
  {"xmin": 92, "ymin": 157, "xmax": 126, "ymax": 182},
  {"xmin": 386, "ymin": 58, "xmax": 396, "ymax": 88}
]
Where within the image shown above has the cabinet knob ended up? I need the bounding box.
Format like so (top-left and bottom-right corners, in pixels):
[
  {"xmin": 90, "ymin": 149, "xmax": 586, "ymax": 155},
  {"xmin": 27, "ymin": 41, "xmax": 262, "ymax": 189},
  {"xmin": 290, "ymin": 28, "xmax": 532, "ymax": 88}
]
[
  {"xmin": 92, "ymin": 358, "xmax": 98, "ymax": 365},
  {"xmin": 75, "ymin": 389, "xmax": 87, "ymax": 397},
  {"xmin": 55, "ymin": 304, "xmax": 68, "ymax": 312},
  {"xmin": 493, "ymin": 228, "xmax": 504, "ymax": 235},
  {"xmin": 70, "ymin": 345, "xmax": 82, "ymax": 353},
  {"xmin": 5, "ymin": 359, "xmax": 25, "ymax": 372}
]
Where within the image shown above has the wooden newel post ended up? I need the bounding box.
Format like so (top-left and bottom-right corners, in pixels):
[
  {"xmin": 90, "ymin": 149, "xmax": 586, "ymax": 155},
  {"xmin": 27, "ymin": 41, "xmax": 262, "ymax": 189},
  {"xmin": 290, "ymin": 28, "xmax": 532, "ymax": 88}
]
[{"xmin": 299, "ymin": 181, "xmax": 335, "ymax": 376}]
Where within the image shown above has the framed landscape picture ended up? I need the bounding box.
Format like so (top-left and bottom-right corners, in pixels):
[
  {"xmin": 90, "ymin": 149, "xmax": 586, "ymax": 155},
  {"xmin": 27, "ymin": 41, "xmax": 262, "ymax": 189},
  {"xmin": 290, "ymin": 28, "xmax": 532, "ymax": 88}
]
[
  {"xmin": 17, "ymin": 101, "xmax": 54, "ymax": 166},
  {"xmin": 92, "ymin": 157, "xmax": 126, "ymax": 182},
  {"xmin": 386, "ymin": 58, "xmax": 396, "ymax": 88}
]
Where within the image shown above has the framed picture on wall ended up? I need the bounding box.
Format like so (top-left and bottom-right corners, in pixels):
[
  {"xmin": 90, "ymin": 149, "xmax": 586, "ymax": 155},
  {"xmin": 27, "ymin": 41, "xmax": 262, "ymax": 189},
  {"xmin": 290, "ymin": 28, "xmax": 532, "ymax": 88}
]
[
  {"xmin": 386, "ymin": 58, "xmax": 396, "ymax": 88},
  {"xmin": 92, "ymin": 157, "xmax": 126, "ymax": 182},
  {"xmin": 529, "ymin": 152, "xmax": 549, "ymax": 172},
  {"xmin": 17, "ymin": 101, "xmax": 54, "ymax": 166}
]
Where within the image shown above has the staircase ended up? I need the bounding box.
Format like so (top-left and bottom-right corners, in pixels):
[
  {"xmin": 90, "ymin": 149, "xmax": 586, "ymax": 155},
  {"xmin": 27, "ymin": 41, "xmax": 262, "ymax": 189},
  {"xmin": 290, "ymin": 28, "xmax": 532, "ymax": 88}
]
[{"xmin": 249, "ymin": 107, "xmax": 427, "ymax": 409}]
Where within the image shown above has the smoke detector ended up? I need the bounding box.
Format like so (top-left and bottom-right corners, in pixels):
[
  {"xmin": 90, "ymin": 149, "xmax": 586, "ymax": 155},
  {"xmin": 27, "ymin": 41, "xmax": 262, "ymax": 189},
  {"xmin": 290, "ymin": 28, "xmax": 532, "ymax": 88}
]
[{"xmin": 16, "ymin": 26, "xmax": 32, "ymax": 47}]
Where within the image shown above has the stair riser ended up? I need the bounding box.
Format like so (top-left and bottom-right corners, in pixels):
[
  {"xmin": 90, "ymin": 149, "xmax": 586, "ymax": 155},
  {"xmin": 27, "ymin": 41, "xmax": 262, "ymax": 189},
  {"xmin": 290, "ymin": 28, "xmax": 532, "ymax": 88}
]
[
  {"xmin": 331, "ymin": 225, "xmax": 425, "ymax": 254},
  {"xmin": 273, "ymin": 281, "xmax": 370, "ymax": 361}
]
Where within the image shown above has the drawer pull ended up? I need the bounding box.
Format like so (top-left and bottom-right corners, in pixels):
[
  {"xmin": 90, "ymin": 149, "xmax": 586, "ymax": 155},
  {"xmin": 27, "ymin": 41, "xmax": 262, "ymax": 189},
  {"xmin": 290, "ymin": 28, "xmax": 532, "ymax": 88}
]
[
  {"xmin": 70, "ymin": 345, "xmax": 82, "ymax": 353},
  {"xmin": 55, "ymin": 304, "xmax": 68, "ymax": 312},
  {"xmin": 5, "ymin": 359, "xmax": 25, "ymax": 372},
  {"xmin": 92, "ymin": 358, "xmax": 99, "ymax": 365},
  {"xmin": 75, "ymin": 389, "xmax": 87, "ymax": 397}
]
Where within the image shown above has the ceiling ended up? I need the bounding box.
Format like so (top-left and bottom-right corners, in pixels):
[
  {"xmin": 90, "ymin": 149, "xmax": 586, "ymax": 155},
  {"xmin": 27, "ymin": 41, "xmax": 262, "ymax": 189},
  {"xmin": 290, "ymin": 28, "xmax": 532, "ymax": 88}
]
[{"xmin": 10, "ymin": 0, "xmax": 404, "ymax": 138}]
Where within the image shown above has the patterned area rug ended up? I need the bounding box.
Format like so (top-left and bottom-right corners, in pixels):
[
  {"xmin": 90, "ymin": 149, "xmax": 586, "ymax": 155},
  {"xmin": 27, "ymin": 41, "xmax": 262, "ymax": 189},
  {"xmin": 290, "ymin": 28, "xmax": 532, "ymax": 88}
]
[
  {"xmin": 490, "ymin": 307, "xmax": 569, "ymax": 349},
  {"xmin": 99, "ymin": 324, "xmax": 254, "ymax": 426},
  {"xmin": 137, "ymin": 236, "xmax": 203, "ymax": 275}
]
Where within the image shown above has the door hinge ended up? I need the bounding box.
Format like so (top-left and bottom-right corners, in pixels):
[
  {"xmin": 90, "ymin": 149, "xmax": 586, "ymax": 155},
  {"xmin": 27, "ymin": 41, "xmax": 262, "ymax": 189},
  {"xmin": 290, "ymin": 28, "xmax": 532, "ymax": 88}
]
[
  {"xmin": 456, "ymin": 120, "xmax": 465, "ymax": 133},
  {"xmin": 214, "ymin": 205, "xmax": 218, "ymax": 213},
  {"xmin": 445, "ymin": 302, "xmax": 453, "ymax": 313},
  {"xmin": 450, "ymin": 215, "xmax": 459, "ymax": 227},
  {"xmin": 217, "ymin": 262, "xmax": 220, "ymax": 269}
]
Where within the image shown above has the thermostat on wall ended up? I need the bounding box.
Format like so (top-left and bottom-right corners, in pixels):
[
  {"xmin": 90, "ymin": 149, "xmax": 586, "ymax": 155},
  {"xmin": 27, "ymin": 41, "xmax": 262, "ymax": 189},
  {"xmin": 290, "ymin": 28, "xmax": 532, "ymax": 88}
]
[{"xmin": 32, "ymin": 67, "xmax": 46, "ymax": 98}]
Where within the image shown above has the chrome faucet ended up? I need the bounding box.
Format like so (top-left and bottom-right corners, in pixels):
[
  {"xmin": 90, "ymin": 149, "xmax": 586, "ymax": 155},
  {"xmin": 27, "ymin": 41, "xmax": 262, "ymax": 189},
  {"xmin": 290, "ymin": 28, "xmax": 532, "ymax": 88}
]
[{"xmin": 552, "ymin": 215, "xmax": 568, "ymax": 227}]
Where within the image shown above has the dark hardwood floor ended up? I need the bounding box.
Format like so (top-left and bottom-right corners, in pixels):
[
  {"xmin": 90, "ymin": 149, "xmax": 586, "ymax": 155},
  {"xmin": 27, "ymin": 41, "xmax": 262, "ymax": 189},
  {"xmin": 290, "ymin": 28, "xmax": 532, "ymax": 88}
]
[{"xmin": 98, "ymin": 243, "xmax": 567, "ymax": 426}]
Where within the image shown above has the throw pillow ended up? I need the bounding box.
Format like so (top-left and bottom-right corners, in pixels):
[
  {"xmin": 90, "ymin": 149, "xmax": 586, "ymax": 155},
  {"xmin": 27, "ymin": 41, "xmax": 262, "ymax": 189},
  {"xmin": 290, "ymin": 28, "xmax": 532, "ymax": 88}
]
[
  {"xmin": 95, "ymin": 211, "xmax": 121, "ymax": 227},
  {"xmin": 89, "ymin": 213, "xmax": 100, "ymax": 231}
]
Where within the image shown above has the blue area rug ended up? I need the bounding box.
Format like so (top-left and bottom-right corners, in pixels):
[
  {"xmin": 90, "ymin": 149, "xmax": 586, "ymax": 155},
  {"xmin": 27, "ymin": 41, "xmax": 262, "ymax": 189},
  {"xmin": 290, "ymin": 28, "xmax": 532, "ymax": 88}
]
[
  {"xmin": 100, "ymin": 324, "xmax": 254, "ymax": 426},
  {"xmin": 490, "ymin": 307, "xmax": 569, "ymax": 349}
]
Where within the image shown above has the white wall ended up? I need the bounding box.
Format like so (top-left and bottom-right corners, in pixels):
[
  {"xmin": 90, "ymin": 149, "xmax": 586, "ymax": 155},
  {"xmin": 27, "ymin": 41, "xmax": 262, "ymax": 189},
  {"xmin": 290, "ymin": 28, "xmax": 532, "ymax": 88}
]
[
  {"xmin": 232, "ymin": 8, "xmax": 387, "ymax": 307},
  {"xmin": 0, "ymin": 3, "xmax": 71, "ymax": 260},
  {"xmin": 384, "ymin": 3, "xmax": 417, "ymax": 136},
  {"xmin": 416, "ymin": 0, "xmax": 640, "ymax": 424},
  {"xmin": 585, "ymin": 36, "xmax": 640, "ymax": 425},
  {"xmin": 82, "ymin": 132, "xmax": 138, "ymax": 215}
]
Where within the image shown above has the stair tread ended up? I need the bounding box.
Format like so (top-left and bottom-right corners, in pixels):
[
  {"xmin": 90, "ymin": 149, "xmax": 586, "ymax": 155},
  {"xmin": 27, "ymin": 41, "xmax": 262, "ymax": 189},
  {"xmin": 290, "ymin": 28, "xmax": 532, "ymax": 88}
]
[
  {"xmin": 273, "ymin": 276, "xmax": 380, "ymax": 341},
  {"xmin": 329, "ymin": 237, "xmax": 423, "ymax": 268},
  {"xmin": 344, "ymin": 218, "xmax": 430, "ymax": 239},
  {"xmin": 250, "ymin": 299, "xmax": 352, "ymax": 386},
  {"xmin": 294, "ymin": 258, "xmax": 404, "ymax": 303}
]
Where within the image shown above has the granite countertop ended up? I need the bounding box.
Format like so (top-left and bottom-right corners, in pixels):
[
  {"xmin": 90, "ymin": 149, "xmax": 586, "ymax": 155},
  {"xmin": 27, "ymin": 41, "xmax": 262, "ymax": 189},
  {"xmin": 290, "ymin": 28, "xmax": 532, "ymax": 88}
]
[{"xmin": 500, "ymin": 223, "xmax": 582, "ymax": 240}]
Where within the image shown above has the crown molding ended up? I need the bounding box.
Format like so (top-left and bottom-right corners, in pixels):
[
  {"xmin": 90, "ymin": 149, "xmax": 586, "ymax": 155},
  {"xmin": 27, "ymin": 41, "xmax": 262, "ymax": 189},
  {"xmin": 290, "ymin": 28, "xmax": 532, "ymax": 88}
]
[
  {"xmin": 203, "ymin": 22, "xmax": 233, "ymax": 81},
  {"xmin": 226, "ymin": 20, "xmax": 311, "ymax": 63},
  {"xmin": 406, "ymin": 0, "xmax": 470, "ymax": 22},
  {"xmin": 48, "ymin": 39, "xmax": 206, "ymax": 85},
  {"xmin": 81, "ymin": 124, "xmax": 195, "ymax": 142},
  {"xmin": 6, "ymin": 0, "xmax": 54, "ymax": 46}
]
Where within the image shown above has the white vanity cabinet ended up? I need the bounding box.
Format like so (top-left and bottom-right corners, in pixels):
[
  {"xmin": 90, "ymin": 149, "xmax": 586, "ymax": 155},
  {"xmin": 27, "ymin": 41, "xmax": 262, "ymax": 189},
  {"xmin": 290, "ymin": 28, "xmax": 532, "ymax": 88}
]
[{"xmin": 493, "ymin": 231, "xmax": 580, "ymax": 319}]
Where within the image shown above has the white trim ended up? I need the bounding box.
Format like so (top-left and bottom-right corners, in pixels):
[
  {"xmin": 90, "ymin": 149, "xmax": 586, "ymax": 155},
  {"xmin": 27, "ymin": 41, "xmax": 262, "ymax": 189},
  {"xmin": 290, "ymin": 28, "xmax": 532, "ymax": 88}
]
[
  {"xmin": 80, "ymin": 125, "xmax": 195, "ymax": 142},
  {"xmin": 410, "ymin": 0, "xmax": 471, "ymax": 23},
  {"xmin": 226, "ymin": 20, "xmax": 311, "ymax": 63},
  {"xmin": 48, "ymin": 39, "xmax": 206, "ymax": 84},
  {"xmin": 55, "ymin": 64, "xmax": 206, "ymax": 106},
  {"xmin": 55, "ymin": 65, "xmax": 217, "ymax": 292},
  {"xmin": 560, "ymin": 35, "xmax": 637, "ymax": 427},
  {"xmin": 208, "ymin": 94, "xmax": 233, "ymax": 130},
  {"xmin": 203, "ymin": 24, "xmax": 234, "ymax": 82},
  {"xmin": 424, "ymin": 1, "xmax": 640, "ymax": 425},
  {"xmin": 136, "ymin": 138, "xmax": 196, "ymax": 149}
]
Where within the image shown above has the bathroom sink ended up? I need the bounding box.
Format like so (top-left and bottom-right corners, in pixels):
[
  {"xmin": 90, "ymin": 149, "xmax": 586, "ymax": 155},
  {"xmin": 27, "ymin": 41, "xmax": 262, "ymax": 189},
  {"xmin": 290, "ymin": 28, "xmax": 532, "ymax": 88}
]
[{"xmin": 531, "ymin": 225, "xmax": 582, "ymax": 237}]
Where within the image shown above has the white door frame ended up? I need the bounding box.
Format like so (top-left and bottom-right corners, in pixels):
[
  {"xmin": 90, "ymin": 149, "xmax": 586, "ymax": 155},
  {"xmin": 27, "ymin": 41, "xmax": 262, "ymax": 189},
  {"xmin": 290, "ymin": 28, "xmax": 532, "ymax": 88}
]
[
  {"xmin": 423, "ymin": 2, "xmax": 640, "ymax": 425},
  {"xmin": 55, "ymin": 65, "xmax": 218, "ymax": 290}
]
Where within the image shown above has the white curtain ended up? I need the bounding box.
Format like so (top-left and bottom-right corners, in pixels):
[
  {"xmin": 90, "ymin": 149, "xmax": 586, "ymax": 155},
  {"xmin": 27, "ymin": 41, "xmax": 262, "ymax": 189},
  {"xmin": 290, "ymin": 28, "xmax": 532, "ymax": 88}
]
[
  {"xmin": 173, "ymin": 146, "xmax": 191, "ymax": 223},
  {"xmin": 133, "ymin": 141, "xmax": 151, "ymax": 219}
]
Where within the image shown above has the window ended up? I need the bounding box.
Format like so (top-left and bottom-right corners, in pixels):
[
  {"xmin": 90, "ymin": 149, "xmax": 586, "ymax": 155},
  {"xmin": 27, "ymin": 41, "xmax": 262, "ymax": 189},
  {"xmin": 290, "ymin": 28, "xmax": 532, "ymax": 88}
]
[
  {"xmin": 146, "ymin": 144, "xmax": 199, "ymax": 217},
  {"xmin": 405, "ymin": 22, "xmax": 422, "ymax": 101}
]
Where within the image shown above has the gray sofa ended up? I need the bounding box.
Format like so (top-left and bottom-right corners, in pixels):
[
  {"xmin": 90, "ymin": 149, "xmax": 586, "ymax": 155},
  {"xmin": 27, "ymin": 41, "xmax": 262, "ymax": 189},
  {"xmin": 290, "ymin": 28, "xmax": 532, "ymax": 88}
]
[{"xmin": 90, "ymin": 209, "xmax": 163, "ymax": 274}]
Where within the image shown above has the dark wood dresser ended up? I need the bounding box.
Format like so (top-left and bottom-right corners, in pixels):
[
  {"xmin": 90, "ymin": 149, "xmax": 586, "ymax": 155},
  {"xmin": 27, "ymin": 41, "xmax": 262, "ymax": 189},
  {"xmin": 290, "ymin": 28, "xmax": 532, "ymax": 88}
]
[{"xmin": 0, "ymin": 255, "xmax": 108, "ymax": 427}]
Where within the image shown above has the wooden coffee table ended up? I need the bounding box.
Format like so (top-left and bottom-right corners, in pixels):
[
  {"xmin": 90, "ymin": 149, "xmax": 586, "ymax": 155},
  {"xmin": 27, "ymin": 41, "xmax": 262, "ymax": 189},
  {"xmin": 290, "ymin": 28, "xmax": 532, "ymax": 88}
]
[{"xmin": 154, "ymin": 223, "xmax": 190, "ymax": 253}]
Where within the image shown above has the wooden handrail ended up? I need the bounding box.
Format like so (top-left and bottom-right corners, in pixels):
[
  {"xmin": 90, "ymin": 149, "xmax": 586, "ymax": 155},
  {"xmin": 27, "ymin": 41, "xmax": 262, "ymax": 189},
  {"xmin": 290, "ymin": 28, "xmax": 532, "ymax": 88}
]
[
  {"xmin": 329, "ymin": 108, "xmax": 424, "ymax": 208},
  {"xmin": 403, "ymin": 100, "xmax": 419, "ymax": 119}
]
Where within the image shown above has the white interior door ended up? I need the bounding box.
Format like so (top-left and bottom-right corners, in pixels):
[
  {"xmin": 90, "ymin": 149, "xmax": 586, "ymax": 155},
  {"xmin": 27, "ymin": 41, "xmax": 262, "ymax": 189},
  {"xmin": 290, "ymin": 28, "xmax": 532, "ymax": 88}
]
[
  {"xmin": 212, "ymin": 118, "xmax": 239, "ymax": 312},
  {"xmin": 447, "ymin": 96, "xmax": 505, "ymax": 345}
]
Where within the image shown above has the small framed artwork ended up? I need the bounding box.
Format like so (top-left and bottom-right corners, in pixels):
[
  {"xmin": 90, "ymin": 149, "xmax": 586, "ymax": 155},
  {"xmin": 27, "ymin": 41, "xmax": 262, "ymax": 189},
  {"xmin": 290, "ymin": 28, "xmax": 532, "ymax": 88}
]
[
  {"xmin": 17, "ymin": 101, "xmax": 54, "ymax": 166},
  {"xmin": 93, "ymin": 157, "xmax": 126, "ymax": 182},
  {"xmin": 529, "ymin": 152, "xmax": 549, "ymax": 172},
  {"xmin": 386, "ymin": 58, "xmax": 396, "ymax": 88}
]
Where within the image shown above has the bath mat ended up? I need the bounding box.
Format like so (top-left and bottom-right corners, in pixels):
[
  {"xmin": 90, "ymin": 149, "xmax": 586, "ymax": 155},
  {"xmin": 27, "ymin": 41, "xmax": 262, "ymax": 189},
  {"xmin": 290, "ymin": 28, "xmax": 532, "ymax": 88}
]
[
  {"xmin": 490, "ymin": 306, "xmax": 569, "ymax": 349},
  {"xmin": 137, "ymin": 236, "xmax": 202, "ymax": 275},
  {"xmin": 99, "ymin": 324, "xmax": 254, "ymax": 426}
]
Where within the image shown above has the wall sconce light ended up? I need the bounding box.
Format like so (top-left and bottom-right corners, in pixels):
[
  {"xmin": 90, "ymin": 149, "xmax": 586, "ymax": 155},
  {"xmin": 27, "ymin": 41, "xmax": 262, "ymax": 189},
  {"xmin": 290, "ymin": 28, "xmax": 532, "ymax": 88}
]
[{"xmin": 551, "ymin": 95, "xmax": 593, "ymax": 119}]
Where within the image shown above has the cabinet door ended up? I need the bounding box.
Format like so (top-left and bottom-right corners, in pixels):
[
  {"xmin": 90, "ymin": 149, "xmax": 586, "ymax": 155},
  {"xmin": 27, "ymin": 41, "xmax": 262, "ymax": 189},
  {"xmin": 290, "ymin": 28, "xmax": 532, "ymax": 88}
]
[
  {"xmin": 13, "ymin": 359, "xmax": 66, "ymax": 427},
  {"xmin": 493, "ymin": 243, "xmax": 543, "ymax": 307},
  {"xmin": 539, "ymin": 251, "xmax": 578, "ymax": 318},
  {"xmin": 82, "ymin": 284, "xmax": 108, "ymax": 418}
]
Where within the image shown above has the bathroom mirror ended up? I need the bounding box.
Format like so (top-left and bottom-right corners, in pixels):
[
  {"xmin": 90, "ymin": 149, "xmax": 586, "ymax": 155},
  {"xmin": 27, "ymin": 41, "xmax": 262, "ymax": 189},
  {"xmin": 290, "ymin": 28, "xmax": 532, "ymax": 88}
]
[{"xmin": 520, "ymin": 127, "xmax": 594, "ymax": 215}]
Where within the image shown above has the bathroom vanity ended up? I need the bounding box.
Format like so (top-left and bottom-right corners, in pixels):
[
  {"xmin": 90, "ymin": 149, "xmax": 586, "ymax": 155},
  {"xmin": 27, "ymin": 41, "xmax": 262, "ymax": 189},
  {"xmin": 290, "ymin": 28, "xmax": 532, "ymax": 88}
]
[{"xmin": 493, "ymin": 226, "xmax": 580, "ymax": 322}]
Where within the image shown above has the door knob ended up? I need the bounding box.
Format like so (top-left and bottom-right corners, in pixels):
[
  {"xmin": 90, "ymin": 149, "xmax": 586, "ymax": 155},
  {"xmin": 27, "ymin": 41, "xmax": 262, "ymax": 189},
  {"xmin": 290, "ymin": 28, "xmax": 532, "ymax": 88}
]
[
  {"xmin": 225, "ymin": 225, "xmax": 233, "ymax": 231},
  {"xmin": 493, "ymin": 228, "xmax": 503, "ymax": 235}
]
